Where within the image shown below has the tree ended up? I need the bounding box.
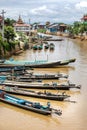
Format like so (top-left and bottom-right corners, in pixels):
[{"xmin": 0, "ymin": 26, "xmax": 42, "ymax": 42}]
[
  {"xmin": 0, "ymin": 35, "xmax": 9, "ymax": 56},
  {"xmin": 73, "ymin": 21, "xmax": 80, "ymax": 28},
  {"xmin": 0, "ymin": 35, "xmax": 3, "ymax": 56},
  {"xmin": 46, "ymin": 21, "xmax": 50, "ymax": 27},
  {"xmin": 4, "ymin": 26, "xmax": 16, "ymax": 53},
  {"xmin": 4, "ymin": 26, "xmax": 16, "ymax": 43},
  {"xmin": 5, "ymin": 18, "xmax": 16, "ymax": 26}
]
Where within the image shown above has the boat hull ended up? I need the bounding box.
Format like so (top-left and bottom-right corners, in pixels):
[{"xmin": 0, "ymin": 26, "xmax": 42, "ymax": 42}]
[
  {"xmin": 0, "ymin": 82, "xmax": 78, "ymax": 90},
  {"xmin": 0, "ymin": 92, "xmax": 52, "ymax": 115},
  {"xmin": 0, "ymin": 98, "xmax": 51, "ymax": 115},
  {"xmin": 16, "ymin": 74, "xmax": 68, "ymax": 80},
  {"xmin": 1, "ymin": 89, "xmax": 69, "ymax": 101},
  {"xmin": 0, "ymin": 58, "xmax": 76, "ymax": 68}
]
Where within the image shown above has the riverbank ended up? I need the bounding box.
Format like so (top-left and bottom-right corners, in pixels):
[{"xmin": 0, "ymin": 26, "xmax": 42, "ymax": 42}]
[
  {"xmin": 53, "ymin": 32, "xmax": 87, "ymax": 44},
  {"xmin": 46, "ymin": 31, "xmax": 87, "ymax": 41},
  {"xmin": 72, "ymin": 38, "xmax": 87, "ymax": 44}
]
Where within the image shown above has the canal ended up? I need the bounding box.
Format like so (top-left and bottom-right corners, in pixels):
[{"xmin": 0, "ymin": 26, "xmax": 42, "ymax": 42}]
[{"xmin": 0, "ymin": 35, "xmax": 87, "ymax": 130}]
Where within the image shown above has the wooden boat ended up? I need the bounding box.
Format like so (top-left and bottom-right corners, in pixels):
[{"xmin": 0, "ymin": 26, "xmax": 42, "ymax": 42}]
[
  {"xmin": 0, "ymin": 70, "xmax": 29, "ymax": 76},
  {"xmin": 0, "ymin": 59, "xmax": 5, "ymax": 63},
  {"xmin": 0, "ymin": 66, "xmax": 27, "ymax": 72},
  {"xmin": 0, "ymin": 64, "xmax": 32, "ymax": 71},
  {"xmin": 0, "ymin": 75, "xmax": 42, "ymax": 83},
  {"xmin": 44, "ymin": 44, "xmax": 49, "ymax": 49},
  {"xmin": 15, "ymin": 73, "xmax": 68, "ymax": 80},
  {"xmin": 1, "ymin": 58, "xmax": 76, "ymax": 68},
  {"xmin": 49, "ymin": 43, "xmax": 55, "ymax": 50},
  {"xmin": 0, "ymin": 90, "xmax": 62, "ymax": 115},
  {"xmin": 32, "ymin": 45, "xmax": 38, "ymax": 50},
  {"xmin": 44, "ymin": 38, "xmax": 63, "ymax": 41},
  {"xmin": 0, "ymin": 81, "xmax": 81, "ymax": 90},
  {"xmin": 37, "ymin": 45, "xmax": 43, "ymax": 50},
  {"xmin": 8, "ymin": 78, "xmax": 42, "ymax": 83},
  {"xmin": 1, "ymin": 86, "xmax": 70, "ymax": 101}
]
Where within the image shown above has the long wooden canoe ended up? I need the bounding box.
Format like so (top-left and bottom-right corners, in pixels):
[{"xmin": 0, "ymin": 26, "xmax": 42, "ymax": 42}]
[
  {"xmin": 1, "ymin": 86, "xmax": 70, "ymax": 101},
  {"xmin": 0, "ymin": 81, "xmax": 81, "ymax": 90},
  {"xmin": 0, "ymin": 58, "xmax": 76, "ymax": 68},
  {"xmin": 0, "ymin": 90, "xmax": 62, "ymax": 115},
  {"xmin": 15, "ymin": 73, "xmax": 68, "ymax": 80}
]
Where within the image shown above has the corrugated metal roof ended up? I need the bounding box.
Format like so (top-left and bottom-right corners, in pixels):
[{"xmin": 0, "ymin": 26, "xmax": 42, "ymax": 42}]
[{"xmin": 48, "ymin": 23, "xmax": 59, "ymax": 28}]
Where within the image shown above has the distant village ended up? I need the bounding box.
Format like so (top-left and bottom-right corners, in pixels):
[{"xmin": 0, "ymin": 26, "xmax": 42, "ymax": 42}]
[
  {"xmin": 0, "ymin": 15, "xmax": 68, "ymax": 35},
  {"xmin": 0, "ymin": 10, "xmax": 87, "ymax": 58},
  {"xmin": 0, "ymin": 12, "xmax": 87, "ymax": 37}
]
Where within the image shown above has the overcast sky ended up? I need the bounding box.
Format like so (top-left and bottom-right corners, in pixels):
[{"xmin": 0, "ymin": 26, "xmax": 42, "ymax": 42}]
[{"xmin": 0, "ymin": 0, "xmax": 87, "ymax": 24}]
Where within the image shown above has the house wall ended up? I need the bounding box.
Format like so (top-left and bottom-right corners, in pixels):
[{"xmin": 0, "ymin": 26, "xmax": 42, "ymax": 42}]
[{"xmin": 14, "ymin": 26, "xmax": 30, "ymax": 32}]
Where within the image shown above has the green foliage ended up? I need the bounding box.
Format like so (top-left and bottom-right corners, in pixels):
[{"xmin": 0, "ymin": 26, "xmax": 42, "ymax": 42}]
[
  {"xmin": 0, "ymin": 35, "xmax": 3, "ymax": 44},
  {"xmin": 4, "ymin": 26, "xmax": 16, "ymax": 42},
  {"xmin": 18, "ymin": 32, "xmax": 27, "ymax": 42},
  {"xmin": 0, "ymin": 37, "xmax": 10, "ymax": 55},
  {"xmin": 37, "ymin": 29, "xmax": 46, "ymax": 33},
  {"xmin": 2, "ymin": 41, "xmax": 10, "ymax": 52},
  {"xmin": 23, "ymin": 40, "xmax": 29, "ymax": 50},
  {"xmin": 67, "ymin": 20, "xmax": 87, "ymax": 36},
  {"xmin": 0, "ymin": 36, "xmax": 3, "ymax": 56},
  {"xmin": 5, "ymin": 18, "xmax": 16, "ymax": 26},
  {"xmin": 0, "ymin": 17, "xmax": 21, "ymax": 57},
  {"xmin": 0, "ymin": 34, "xmax": 21, "ymax": 56}
]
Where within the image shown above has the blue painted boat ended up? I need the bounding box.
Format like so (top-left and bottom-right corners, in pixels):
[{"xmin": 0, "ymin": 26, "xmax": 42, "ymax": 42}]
[
  {"xmin": 0, "ymin": 58, "xmax": 76, "ymax": 68},
  {"xmin": 0, "ymin": 90, "xmax": 62, "ymax": 115},
  {"xmin": 0, "ymin": 66, "xmax": 26, "ymax": 72}
]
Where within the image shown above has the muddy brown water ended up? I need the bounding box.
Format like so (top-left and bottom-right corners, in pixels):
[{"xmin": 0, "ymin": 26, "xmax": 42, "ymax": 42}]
[{"xmin": 0, "ymin": 36, "xmax": 87, "ymax": 130}]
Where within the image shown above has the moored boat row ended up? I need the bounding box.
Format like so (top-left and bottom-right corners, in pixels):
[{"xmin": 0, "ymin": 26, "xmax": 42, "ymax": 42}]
[{"xmin": 0, "ymin": 55, "xmax": 80, "ymax": 116}]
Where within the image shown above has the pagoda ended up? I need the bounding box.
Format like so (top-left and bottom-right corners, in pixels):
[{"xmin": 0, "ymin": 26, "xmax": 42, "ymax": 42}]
[
  {"xmin": 17, "ymin": 15, "xmax": 24, "ymax": 24},
  {"xmin": 14, "ymin": 15, "xmax": 30, "ymax": 34}
]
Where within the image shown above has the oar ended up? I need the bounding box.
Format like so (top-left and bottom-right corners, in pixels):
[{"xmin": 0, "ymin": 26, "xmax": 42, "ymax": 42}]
[{"xmin": 64, "ymin": 100, "xmax": 77, "ymax": 103}]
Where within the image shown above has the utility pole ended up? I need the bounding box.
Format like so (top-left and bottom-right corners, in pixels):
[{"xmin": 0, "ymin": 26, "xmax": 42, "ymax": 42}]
[
  {"xmin": 29, "ymin": 18, "xmax": 31, "ymax": 43},
  {"xmin": 1, "ymin": 10, "xmax": 6, "ymax": 41}
]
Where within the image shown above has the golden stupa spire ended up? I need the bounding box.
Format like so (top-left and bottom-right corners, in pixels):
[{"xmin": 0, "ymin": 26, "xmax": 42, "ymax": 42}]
[{"xmin": 17, "ymin": 15, "xmax": 24, "ymax": 24}]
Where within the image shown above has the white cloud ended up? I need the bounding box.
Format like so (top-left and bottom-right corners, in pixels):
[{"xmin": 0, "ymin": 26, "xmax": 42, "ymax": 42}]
[
  {"xmin": 0, "ymin": 0, "xmax": 87, "ymax": 23},
  {"xmin": 75, "ymin": 1, "xmax": 87, "ymax": 9},
  {"xmin": 30, "ymin": 5, "xmax": 47, "ymax": 14},
  {"xmin": 30, "ymin": 5, "xmax": 57, "ymax": 16}
]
